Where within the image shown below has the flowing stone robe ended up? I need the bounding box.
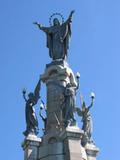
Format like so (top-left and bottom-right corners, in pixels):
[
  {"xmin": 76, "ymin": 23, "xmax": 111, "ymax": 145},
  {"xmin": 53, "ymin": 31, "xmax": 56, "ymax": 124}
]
[
  {"xmin": 64, "ymin": 84, "xmax": 77, "ymax": 126},
  {"xmin": 24, "ymin": 98, "xmax": 39, "ymax": 135},
  {"xmin": 39, "ymin": 19, "xmax": 72, "ymax": 60},
  {"xmin": 76, "ymin": 104, "xmax": 93, "ymax": 145},
  {"xmin": 23, "ymin": 79, "xmax": 41, "ymax": 136},
  {"xmin": 81, "ymin": 108, "xmax": 93, "ymax": 140}
]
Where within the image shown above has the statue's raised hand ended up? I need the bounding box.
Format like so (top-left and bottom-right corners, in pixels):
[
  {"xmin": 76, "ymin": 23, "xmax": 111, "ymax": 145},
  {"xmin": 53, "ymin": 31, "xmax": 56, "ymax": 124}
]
[
  {"xmin": 71, "ymin": 10, "xmax": 75, "ymax": 15},
  {"xmin": 68, "ymin": 10, "xmax": 75, "ymax": 22},
  {"xmin": 22, "ymin": 88, "xmax": 26, "ymax": 94},
  {"xmin": 33, "ymin": 22, "xmax": 39, "ymax": 25},
  {"xmin": 33, "ymin": 22, "xmax": 42, "ymax": 28}
]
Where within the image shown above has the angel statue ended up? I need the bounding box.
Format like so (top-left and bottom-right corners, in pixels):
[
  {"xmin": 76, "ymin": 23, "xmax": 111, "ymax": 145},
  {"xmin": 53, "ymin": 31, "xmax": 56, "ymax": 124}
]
[
  {"xmin": 34, "ymin": 10, "xmax": 75, "ymax": 60},
  {"xmin": 63, "ymin": 72, "xmax": 80, "ymax": 127},
  {"xmin": 22, "ymin": 78, "xmax": 41, "ymax": 136},
  {"xmin": 76, "ymin": 92, "xmax": 95, "ymax": 146}
]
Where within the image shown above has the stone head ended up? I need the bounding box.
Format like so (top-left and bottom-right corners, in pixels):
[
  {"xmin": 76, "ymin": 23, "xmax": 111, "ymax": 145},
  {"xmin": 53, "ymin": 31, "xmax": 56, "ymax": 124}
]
[
  {"xmin": 28, "ymin": 92, "xmax": 34, "ymax": 99},
  {"xmin": 53, "ymin": 18, "xmax": 60, "ymax": 26}
]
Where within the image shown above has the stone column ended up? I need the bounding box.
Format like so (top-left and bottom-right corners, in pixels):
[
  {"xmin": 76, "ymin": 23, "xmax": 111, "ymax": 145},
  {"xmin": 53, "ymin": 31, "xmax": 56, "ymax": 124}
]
[
  {"xmin": 60, "ymin": 126, "xmax": 84, "ymax": 160},
  {"xmin": 40, "ymin": 60, "xmax": 77, "ymax": 133},
  {"xmin": 85, "ymin": 143, "xmax": 99, "ymax": 160},
  {"xmin": 22, "ymin": 134, "xmax": 41, "ymax": 160}
]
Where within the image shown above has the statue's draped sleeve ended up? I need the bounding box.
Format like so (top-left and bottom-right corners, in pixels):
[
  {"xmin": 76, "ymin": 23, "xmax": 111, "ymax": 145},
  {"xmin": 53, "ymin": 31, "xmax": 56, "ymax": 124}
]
[
  {"xmin": 46, "ymin": 30, "xmax": 53, "ymax": 58},
  {"xmin": 61, "ymin": 20, "xmax": 72, "ymax": 57},
  {"xmin": 40, "ymin": 26, "xmax": 53, "ymax": 58}
]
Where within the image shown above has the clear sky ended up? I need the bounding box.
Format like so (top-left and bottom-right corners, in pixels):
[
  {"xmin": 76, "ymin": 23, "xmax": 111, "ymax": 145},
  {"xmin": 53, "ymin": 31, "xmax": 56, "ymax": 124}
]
[{"xmin": 0, "ymin": 0, "xmax": 120, "ymax": 160}]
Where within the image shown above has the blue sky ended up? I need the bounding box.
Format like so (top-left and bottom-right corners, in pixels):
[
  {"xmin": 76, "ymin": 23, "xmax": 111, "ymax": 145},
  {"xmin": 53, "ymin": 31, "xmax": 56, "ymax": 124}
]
[{"xmin": 0, "ymin": 0, "xmax": 120, "ymax": 160}]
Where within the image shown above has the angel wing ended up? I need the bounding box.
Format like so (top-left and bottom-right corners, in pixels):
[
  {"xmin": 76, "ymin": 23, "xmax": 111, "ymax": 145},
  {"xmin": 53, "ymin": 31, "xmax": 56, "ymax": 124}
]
[
  {"xmin": 34, "ymin": 79, "xmax": 41, "ymax": 104},
  {"xmin": 76, "ymin": 107, "xmax": 82, "ymax": 116}
]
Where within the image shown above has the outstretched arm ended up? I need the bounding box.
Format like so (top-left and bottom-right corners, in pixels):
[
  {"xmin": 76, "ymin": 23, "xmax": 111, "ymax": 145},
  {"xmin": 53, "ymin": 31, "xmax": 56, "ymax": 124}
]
[
  {"xmin": 33, "ymin": 22, "xmax": 50, "ymax": 33},
  {"xmin": 88, "ymin": 98, "xmax": 94, "ymax": 110},
  {"xmin": 88, "ymin": 93, "xmax": 95, "ymax": 110},
  {"xmin": 65, "ymin": 10, "xmax": 75, "ymax": 24},
  {"xmin": 22, "ymin": 89, "xmax": 27, "ymax": 102}
]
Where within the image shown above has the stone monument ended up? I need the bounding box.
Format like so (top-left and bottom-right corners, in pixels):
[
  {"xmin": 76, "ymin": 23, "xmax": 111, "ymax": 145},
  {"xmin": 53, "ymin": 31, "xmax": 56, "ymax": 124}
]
[{"xmin": 22, "ymin": 11, "xmax": 99, "ymax": 160}]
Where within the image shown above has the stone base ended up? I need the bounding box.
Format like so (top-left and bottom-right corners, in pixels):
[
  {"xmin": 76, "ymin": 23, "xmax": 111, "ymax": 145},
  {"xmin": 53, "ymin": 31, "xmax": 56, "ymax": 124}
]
[
  {"xmin": 38, "ymin": 142, "xmax": 64, "ymax": 160},
  {"xmin": 60, "ymin": 126, "xmax": 84, "ymax": 160},
  {"xmin": 22, "ymin": 127, "xmax": 101, "ymax": 160},
  {"xmin": 22, "ymin": 134, "xmax": 41, "ymax": 160},
  {"xmin": 85, "ymin": 143, "xmax": 99, "ymax": 160},
  {"xmin": 22, "ymin": 126, "xmax": 86, "ymax": 160},
  {"xmin": 46, "ymin": 59, "xmax": 69, "ymax": 68},
  {"xmin": 38, "ymin": 126, "xmax": 84, "ymax": 160}
]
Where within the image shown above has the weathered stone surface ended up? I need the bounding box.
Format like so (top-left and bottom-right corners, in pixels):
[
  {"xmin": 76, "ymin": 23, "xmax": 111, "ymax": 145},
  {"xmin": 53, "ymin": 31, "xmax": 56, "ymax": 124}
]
[
  {"xmin": 38, "ymin": 142, "xmax": 64, "ymax": 160},
  {"xmin": 81, "ymin": 146, "xmax": 87, "ymax": 160},
  {"xmin": 85, "ymin": 143, "xmax": 99, "ymax": 160},
  {"xmin": 40, "ymin": 62, "xmax": 78, "ymax": 133},
  {"xmin": 22, "ymin": 134, "xmax": 41, "ymax": 160},
  {"xmin": 40, "ymin": 62, "xmax": 77, "ymax": 86},
  {"xmin": 59, "ymin": 126, "xmax": 83, "ymax": 160},
  {"xmin": 39, "ymin": 154, "xmax": 64, "ymax": 160}
]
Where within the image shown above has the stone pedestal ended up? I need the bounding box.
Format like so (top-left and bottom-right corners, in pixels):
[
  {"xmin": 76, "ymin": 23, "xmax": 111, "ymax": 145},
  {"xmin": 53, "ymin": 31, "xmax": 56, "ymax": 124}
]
[
  {"xmin": 85, "ymin": 143, "xmax": 99, "ymax": 160},
  {"xmin": 40, "ymin": 60, "xmax": 77, "ymax": 133},
  {"xmin": 38, "ymin": 126, "xmax": 84, "ymax": 160},
  {"xmin": 38, "ymin": 142, "xmax": 64, "ymax": 160},
  {"xmin": 22, "ymin": 134, "xmax": 41, "ymax": 160},
  {"xmin": 60, "ymin": 126, "xmax": 83, "ymax": 160},
  {"xmin": 22, "ymin": 127, "xmax": 85, "ymax": 160},
  {"xmin": 22, "ymin": 60, "xmax": 100, "ymax": 160}
]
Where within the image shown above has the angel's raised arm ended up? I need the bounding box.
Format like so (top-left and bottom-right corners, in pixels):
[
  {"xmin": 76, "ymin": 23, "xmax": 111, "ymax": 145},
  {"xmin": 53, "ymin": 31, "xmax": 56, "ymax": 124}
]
[
  {"xmin": 87, "ymin": 93, "xmax": 95, "ymax": 110},
  {"xmin": 88, "ymin": 100, "xmax": 94, "ymax": 110},
  {"xmin": 22, "ymin": 89, "xmax": 27, "ymax": 102}
]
